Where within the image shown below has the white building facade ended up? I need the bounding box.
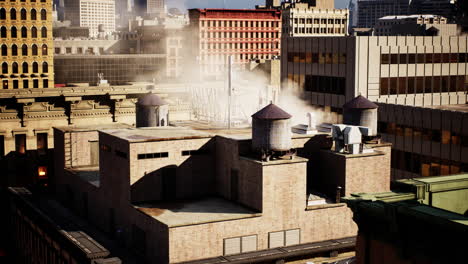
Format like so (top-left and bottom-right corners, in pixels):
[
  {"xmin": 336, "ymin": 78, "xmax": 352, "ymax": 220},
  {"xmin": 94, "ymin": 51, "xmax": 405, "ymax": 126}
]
[{"xmin": 79, "ymin": 0, "xmax": 116, "ymax": 38}]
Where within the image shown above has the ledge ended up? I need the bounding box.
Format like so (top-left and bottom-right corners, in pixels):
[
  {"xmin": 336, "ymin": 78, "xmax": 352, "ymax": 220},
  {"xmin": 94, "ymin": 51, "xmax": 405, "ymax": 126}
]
[{"xmin": 306, "ymin": 203, "xmax": 346, "ymax": 211}]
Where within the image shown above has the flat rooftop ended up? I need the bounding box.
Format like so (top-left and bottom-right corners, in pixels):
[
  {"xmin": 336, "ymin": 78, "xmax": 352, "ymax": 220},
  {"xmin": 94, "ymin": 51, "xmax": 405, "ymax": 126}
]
[
  {"xmin": 55, "ymin": 123, "xmax": 133, "ymax": 133},
  {"xmin": 66, "ymin": 166, "xmax": 100, "ymax": 187},
  {"xmin": 100, "ymin": 126, "xmax": 216, "ymax": 143},
  {"xmin": 134, "ymin": 197, "xmax": 260, "ymax": 228},
  {"xmin": 102, "ymin": 121, "xmax": 327, "ymax": 143}
]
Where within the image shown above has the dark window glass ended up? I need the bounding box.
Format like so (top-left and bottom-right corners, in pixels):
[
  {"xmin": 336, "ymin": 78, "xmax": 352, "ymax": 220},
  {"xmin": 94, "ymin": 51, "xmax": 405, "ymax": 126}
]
[
  {"xmin": 15, "ymin": 134, "xmax": 26, "ymax": 154},
  {"xmin": 380, "ymin": 78, "xmax": 389, "ymax": 95},
  {"xmin": 390, "ymin": 77, "xmax": 397, "ymax": 95},
  {"xmin": 381, "ymin": 54, "xmax": 390, "ymax": 64},
  {"xmin": 399, "ymin": 54, "xmax": 407, "ymax": 64},
  {"xmin": 425, "ymin": 76, "xmax": 432, "ymax": 93},
  {"xmin": 408, "ymin": 54, "xmax": 416, "ymax": 64},
  {"xmin": 425, "ymin": 53, "xmax": 433, "ymax": 63},
  {"xmin": 0, "ymin": 26, "xmax": 5, "ymax": 38},
  {"xmin": 31, "ymin": 9, "xmax": 36, "ymax": 20},
  {"xmin": 416, "ymin": 77, "xmax": 424, "ymax": 93},
  {"xmin": 433, "ymin": 76, "xmax": 441, "ymax": 93},
  {"xmin": 11, "ymin": 44, "xmax": 17, "ymax": 55},
  {"xmin": 23, "ymin": 80, "xmax": 28, "ymax": 88},
  {"xmin": 1, "ymin": 62, "xmax": 7, "ymax": 74},
  {"xmin": 416, "ymin": 54, "xmax": 425, "ymax": 63},
  {"xmin": 33, "ymin": 79, "xmax": 38, "ymax": 88},
  {"xmin": 390, "ymin": 54, "xmax": 399, "ymax": 64},
  {"xmin": 43, "ymin": 79, "xmax": 48, "ymax": 88}
]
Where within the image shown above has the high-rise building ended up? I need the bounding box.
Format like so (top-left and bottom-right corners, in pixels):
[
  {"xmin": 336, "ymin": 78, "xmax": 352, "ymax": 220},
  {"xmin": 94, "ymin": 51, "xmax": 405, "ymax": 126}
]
[
  {"xmin": 374, "ymin": 15, "xmax": 458, "ymax": 36},
  {"xmin": 147, "ymin": 0, "xmax": 164, "ymax": 16},
  {"xmin": 188, "ymin": 9, "xmax": 282, "ymax": 79},
  {"xmin": 1, "ymin": 0, "xmax": 54, "ymax": 89},
  {"xmin": 282, "ymin": 35, "xmax": 468, "ymax": 180},
  {"xmin": 282, "ymin": 1, "xmax": 349, "ymax": 37},
  {"xmin": 63, "ymin": 0, "xmax": 115, "ymax": 37},
  {"xmin": 357, "ymin": 0, "xmax": 411, "ymax": 28}
]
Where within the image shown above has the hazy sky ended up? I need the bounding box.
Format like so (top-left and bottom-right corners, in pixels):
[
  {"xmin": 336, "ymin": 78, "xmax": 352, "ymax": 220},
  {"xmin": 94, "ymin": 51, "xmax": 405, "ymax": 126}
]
[{"xmin": 167, "ymin": 0, "xmax": 349, "ymax": 11}]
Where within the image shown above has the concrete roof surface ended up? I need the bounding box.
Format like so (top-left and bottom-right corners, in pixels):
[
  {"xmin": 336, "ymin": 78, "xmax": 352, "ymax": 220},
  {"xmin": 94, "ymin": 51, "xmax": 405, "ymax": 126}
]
[
  {"xmin": 134, "ymin": 197, "xmax": 260, "ymax": 227},
  {"xmin": 100, "ymin": 126, "xmax": 215, "ymax": 142}
]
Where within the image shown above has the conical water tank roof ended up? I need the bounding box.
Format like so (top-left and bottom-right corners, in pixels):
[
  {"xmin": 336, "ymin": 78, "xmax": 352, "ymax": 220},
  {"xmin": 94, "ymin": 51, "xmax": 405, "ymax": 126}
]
[
  {"xmin": 137, "ymin": 93, "xmax": 167, "ymax": 106},
  {"xmin": 252, "ymin": 103, "xmax": 292, "ymax": 120},
  {"xmin": 343, "ymin": 95, "xmax": 378, "ymax": 109}
]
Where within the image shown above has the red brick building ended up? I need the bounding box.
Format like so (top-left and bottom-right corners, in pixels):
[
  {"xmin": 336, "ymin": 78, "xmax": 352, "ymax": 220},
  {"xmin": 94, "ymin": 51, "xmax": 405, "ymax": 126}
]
[{"xmin": 188, "ymin": 9, "xmax": 282, "ymax": 78}]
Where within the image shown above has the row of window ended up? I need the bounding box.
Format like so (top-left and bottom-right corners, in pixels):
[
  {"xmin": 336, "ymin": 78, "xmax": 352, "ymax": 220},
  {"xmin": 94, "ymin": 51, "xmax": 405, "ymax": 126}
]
[
  {"xmin": 378, "ymin": 121, "xmax": 468, "ymax": 147},
  {"xmin": 223, "ymin": 229, "xmax": 300, "ymax": 256},
  {"xmin": 137, "ymin": 149, "xmax": 210, "ymax": 159},
  {"xmin": 1, "ymin": 44, "xmax": 49, "ymax": 56},
  {"xmin": 202, "ymin": 20, "xmax": 280, "ymax": 28},
  {"xmin": 287, "ymin": 74, "xmax": 346, "ymax": 95},
  {"xmin": 0, "ymin": 8, "xmax": 47, "ymax": 20},
  {"xmin": 2, "ymin": 79, "xmax": 49, "ymax": 89},
  {"xmin": 287, "ymin": 52, "xmax": 347, "ymax": 64},
  {"xmin": 380, "ymin": 75, "xmax": 468, "ymax": 95},
  {"xmin": 7, "ymin": 133, "xmax": 48, "ymax": 155},
  {"xmin": 1, "ymin": 26, "xmax": 48, "ymax": 38},
  {"xmin": 381, "ymin": 53, "xmax": 468, "ymax": 64},
  {"xmin": 2, "ymin": 61, "xmax": 49, "ymax": 74},
  {"xmin": 0, "ymin": 0, "xmax": 47, "ymax": 2},
  {"xmin": 293, "ymin": 27, "xmax": 345, "ymax": 34},
  {"xmin": 55, "ymin": 47, "xmax": 104, "ymax": 55},
  {"xmin": 391, "ymin": 149, "xmax": 467, "ymax": 177},
  {"xmin": 293, "ymin": 18, "xmax": 346, "ymax": 25},
  {"xmin": 201, "ymin": 31, "xmax": 280, "ymax": 39}
]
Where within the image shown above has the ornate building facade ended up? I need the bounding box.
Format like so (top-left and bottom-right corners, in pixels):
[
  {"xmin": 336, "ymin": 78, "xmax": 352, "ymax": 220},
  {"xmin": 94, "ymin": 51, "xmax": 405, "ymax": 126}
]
[{"xmin": 1, "ymin": 0, "xmax": 54, "ymax": 89}]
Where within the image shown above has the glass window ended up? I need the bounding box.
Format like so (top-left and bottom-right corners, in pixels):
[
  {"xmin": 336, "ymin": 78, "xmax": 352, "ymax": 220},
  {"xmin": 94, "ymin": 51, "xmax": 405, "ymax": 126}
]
[{"xmin": 15, "ymin": 134, "xmax": 26, "ymax": 154}]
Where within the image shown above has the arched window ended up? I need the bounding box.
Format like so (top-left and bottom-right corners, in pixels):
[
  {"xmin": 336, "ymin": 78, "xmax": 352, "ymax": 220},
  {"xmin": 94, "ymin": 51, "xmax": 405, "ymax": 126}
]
[
  {"xmin": 20, "ymin": 9, "xmax": 26, "ymax": 20},
  {"xmin": 10, "ymin": 8, "xmax": 16, "ymax": 20},
  {"xmin": 21, "ymin": 26, "xmax": 27, "ymax": 38},
  {"xmin": 41, "ymin": 44, "xmax": 47, "ymax": 55},
  {"xmin": 12, "ymin": 62, "xmax": 18, "ymax": 73},
  {"xmin": 32, "ymin": 62, "xmax": 38, "ymax": 73},
  {"xmin": 21, "ymin": 44, "xmax": 27, "ymax": 55},
  {"xmin": 1, "ymin": 44, "xmax": 6, "ymax": 56},
  {"xmin": 0, "ymin": 9, "xmax": 6, "ymax": 20},
  {"xmin": 0, "ymin": 27, "xmax": 6, "ymax": 38},
  {"xmin": 40, "ymin": 9, "xmax": 46, "ymax": 20},
  {"xmin": 12, "ymin": 44, "xmax": 17, "ymax": 56},
  {"xmin": 32, "ymin": 44, "xmax": 37, "ymax": 55},
  {"xmin": 41, "ymin": 27, "xmax": 47, "ymax": 38},
  {"xmin": 42, "ymin": 62, "xmax": 48, "ymax": 73},
  {"xmin": 2, "ymin": 62, "xmax": 7, "ymax": 74},
  {"xmin": 31, "ymin": 26, "xmax": 37, "ymax": 38},
  {"xmin": 30, "ymin": 9, "xmax": 36, "ymax": 20},
  {"xmin": 22, "ymin": 62, "xmax": 28, "ymax": 73},
  {"xmin": 11, "ymin": 26, "xmax": 17, "ymax": 38}
]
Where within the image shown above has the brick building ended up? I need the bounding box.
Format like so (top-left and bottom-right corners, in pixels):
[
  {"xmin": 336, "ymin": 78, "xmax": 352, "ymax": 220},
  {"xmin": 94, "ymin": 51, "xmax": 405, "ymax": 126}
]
[
  {"xmin": 52, "ymin": 102, "xmax": 391, "ymax": 263},
  {"xmin": 187, "ymin": 9, "xmax": 282, "ymax": 79}
]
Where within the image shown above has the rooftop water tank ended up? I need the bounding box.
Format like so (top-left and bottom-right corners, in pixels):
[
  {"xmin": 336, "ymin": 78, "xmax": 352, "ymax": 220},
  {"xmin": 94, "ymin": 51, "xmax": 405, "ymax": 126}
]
[
  {"xmin": 136, "ymin": 93, "xmax": 169, "ymax": 128},
  {"xmin": 251, "ymin": 103, "xmax": 292, "ymax": 154},
  {"xmin": 343, "ymin": 95, "xmax": 378, "ymax": 136}
]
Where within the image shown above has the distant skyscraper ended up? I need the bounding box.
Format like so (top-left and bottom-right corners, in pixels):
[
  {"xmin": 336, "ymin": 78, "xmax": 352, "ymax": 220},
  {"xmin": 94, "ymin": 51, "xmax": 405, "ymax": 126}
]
[
  {"xmin": 63, "ymin": 0, "xmax": 116, "ymax": 37},
  {"xmin": 357, "ymin": 0, "xmax": 410, "ymax": 28},
  {"xmin": 148, "ymin": 0, "xmax": 164, "ymax": 16}
]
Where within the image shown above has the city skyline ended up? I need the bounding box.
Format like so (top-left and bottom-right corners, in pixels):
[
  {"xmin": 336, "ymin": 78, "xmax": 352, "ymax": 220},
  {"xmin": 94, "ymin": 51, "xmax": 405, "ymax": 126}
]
[{"xmin": 167, "ymin": 0, "xmax": 349, "ymax": 10}]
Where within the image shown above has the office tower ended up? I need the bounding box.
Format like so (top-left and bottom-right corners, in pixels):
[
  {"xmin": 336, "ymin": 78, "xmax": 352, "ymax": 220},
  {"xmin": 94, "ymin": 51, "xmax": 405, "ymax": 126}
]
[
  {"xmin": 357, "ymin": 0, "xmax": 411, "ymax": 28},
  {"xmin": 282, "ymin": 35, "xmax": 468, "ymax": 180},
  {"xmin": 188, "ymin": 9, "xmax": 282, "ymax": 79},
  {"xmin": 1, "ymin": 0, "xmax": 54, "ymax": 89},
  {"xmin": 63, "ymin": 0, "xmax": 115, "ymax": 37},
  {"xmin": 282, "ymin": 0, "xmax": 349, "ymax": 37}
]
